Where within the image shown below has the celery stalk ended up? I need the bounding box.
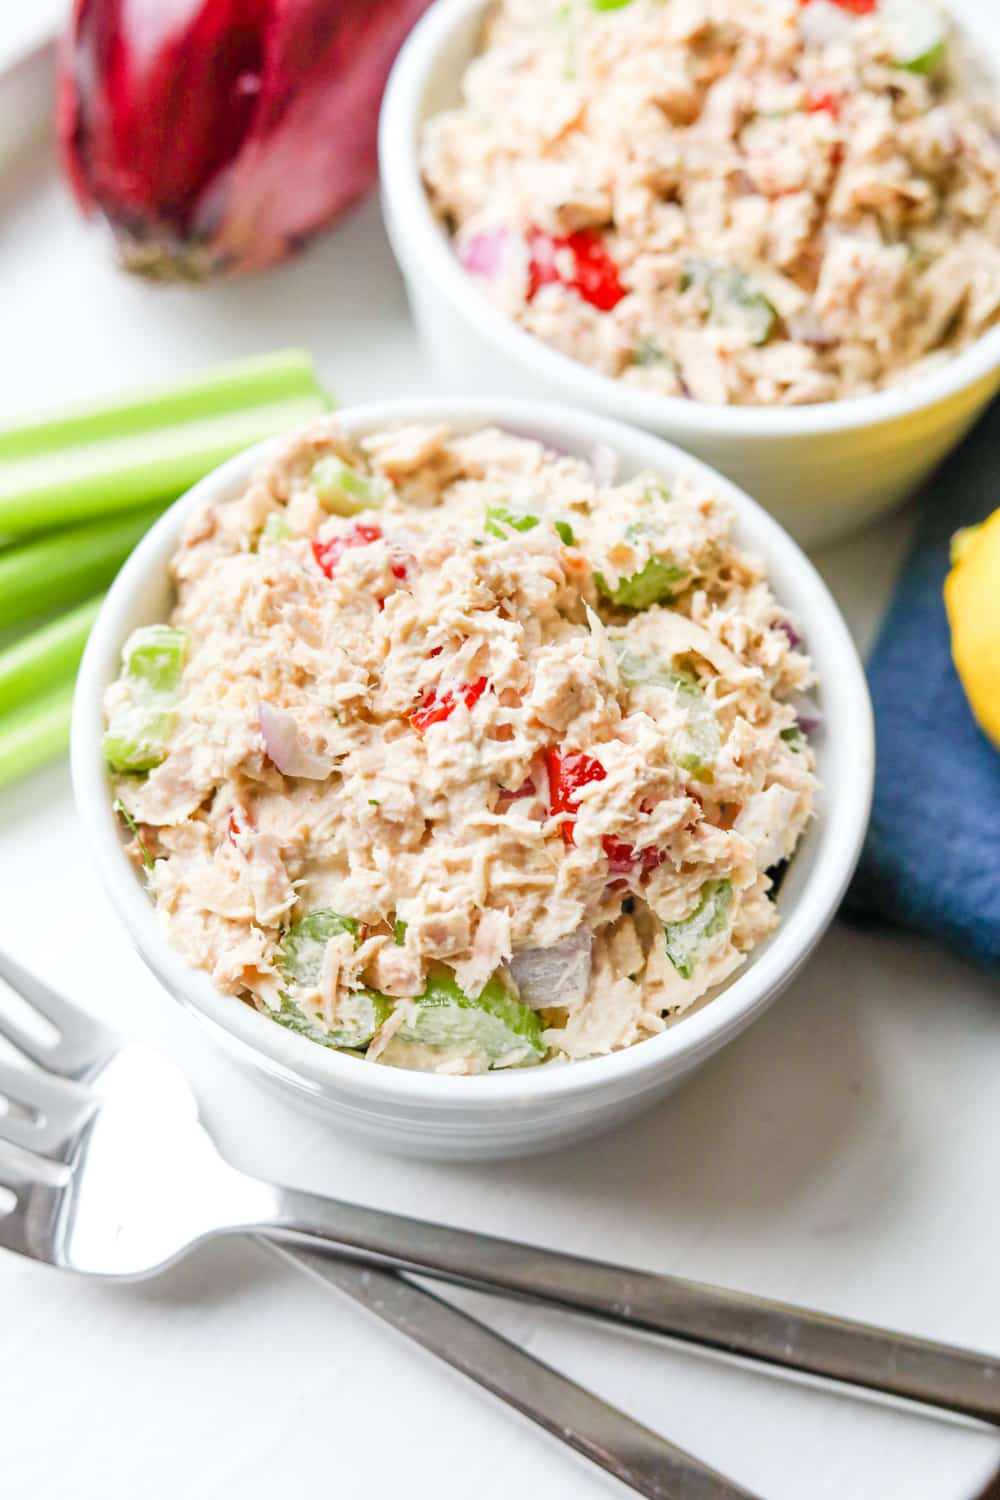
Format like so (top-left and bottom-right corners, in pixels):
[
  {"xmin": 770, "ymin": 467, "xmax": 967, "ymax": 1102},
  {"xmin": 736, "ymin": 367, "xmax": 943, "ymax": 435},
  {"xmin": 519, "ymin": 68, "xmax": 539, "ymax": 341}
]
[
  {"xmin": 0, "ymin": 593, "xmax": 104, "ymax": 715},
  {"xmin": 0, "ymin": 680, "xmax": 75, "ymax": 790},
  {"xmin": 0, "ymin": 507, "xmax": 164, "ymax": 631},
  {"xmin": 0, "ymin": 350, "xmax": 333, "ymax": 538}
]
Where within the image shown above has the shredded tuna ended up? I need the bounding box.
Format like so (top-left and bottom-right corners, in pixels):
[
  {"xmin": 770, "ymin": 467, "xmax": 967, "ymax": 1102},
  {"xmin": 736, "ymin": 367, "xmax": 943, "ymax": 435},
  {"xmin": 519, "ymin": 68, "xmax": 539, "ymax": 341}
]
[
  {"xmin": 422, "ymin": 0, "xmax": 1000, "ymax": 406},
  {"xmin": 108, "ymin": 417, "xmax": 818, "ymax": 1072}
]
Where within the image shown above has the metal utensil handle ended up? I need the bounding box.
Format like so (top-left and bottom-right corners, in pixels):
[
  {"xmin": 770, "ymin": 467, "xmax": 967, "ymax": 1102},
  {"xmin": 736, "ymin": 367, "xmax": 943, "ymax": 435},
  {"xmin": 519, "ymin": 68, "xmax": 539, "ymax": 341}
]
[
  {"xmin": 262, "ymin": 1239, "xmax": 761, "ymax": 1500},
  {"xmin": 262, "ymin": 1188, "xmax": 1000, "ymax": 1425}
]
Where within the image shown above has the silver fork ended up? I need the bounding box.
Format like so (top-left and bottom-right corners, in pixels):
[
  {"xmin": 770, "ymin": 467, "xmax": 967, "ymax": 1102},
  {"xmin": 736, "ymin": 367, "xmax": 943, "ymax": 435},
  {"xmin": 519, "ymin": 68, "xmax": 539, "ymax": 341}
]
[{"xmin": 2, "ymin": 957, "xmax": 999, "ymax": 1453}]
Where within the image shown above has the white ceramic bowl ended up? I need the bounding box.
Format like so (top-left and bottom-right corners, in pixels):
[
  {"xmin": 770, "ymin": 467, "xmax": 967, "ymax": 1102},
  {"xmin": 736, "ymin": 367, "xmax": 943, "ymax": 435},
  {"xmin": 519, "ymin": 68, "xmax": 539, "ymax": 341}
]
[
  {"xmin": 379, "ymin": 0, "xmax": 1000, "ymax": 548},
  {"xmin": 72, "ymin": 397, "xmax": 873, "ymax": 1160}
]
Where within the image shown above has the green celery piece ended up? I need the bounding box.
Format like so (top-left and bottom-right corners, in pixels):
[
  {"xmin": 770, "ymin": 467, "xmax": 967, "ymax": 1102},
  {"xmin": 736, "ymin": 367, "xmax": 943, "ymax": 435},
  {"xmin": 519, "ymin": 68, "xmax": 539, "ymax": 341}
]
[
  {"xmin": 396, "ymin": 969, "xmax": 546, "ymax": 1066},
  {"xmin": 592, "ymin": 0, "xmax": 634, "ymax": 8},
  {"xmin": 485, "ymin": 504, "xmax": 541, "ymax": 539},
  {"xmin": 780, "ymin": 726, "xmax": 804, "ymax": 752},
  {"xmin": 612, "ymin": 643, "xmax": 698, "ymax": 691},
  {"xmin": 262, "ymin": 513, "xmax": 292, "ymax": 543},
  {"xmin": 121, "ymin": 624, "xmax": 187, "ymax": 694},
  {"xmin": 272, "ymin": 990, "xmax": 393, "ymax": 1051},
  {"xmin": 595, "ymin": 556, "xmax": 688, "ymax": 610},
  {"xmin": 0, "ymin": 505, "xmax": 165, "ymax": 632},
  {"xmin": 103, "ymin": 706, "xmax": 177, "ymax": 775},
  {"xmin": 554, "ymin": 520, "xmax": 575, "ymax": 545},
  {"xmin": 0, "ymin": 350, "xmax": 333, "ymax": 539},
  {"xmin": 664, "ymin": 880, "xmax": 733, "ymax": 980},
  {"xmin": 681, "ymin": 260, "xmax": 778, "ymax": 347},
  {"xmin": 275, "ymin": 908, "xmax": 389, "ymax": 1049},
  {"xmin": 311, "ymin": 455, "xmax": 392, "ymax": 516},
  {"xmin": 613, "ymin": 643, "xmax": 720, "ymax": 779},
  {"xmin": 0, "ymin": 679, "xmax": 74, "ymax": 790},
  {"xmin": 278, "ymin": 909, "xmax": 361, "ymax": 987},
  {"xmin": 882, "ymin": 0, "xmax": 947, "ymax": 72},
  {"xmin": 393, "ymin": 918, "xmax": 408, "ymax": 946},
  {"xmin": 0, "ymin": 592, "xmax": 103, "ymax": 715},
  {"xmin": 103, "ymin": 624, "xmax": 188, "ymax": 774}
]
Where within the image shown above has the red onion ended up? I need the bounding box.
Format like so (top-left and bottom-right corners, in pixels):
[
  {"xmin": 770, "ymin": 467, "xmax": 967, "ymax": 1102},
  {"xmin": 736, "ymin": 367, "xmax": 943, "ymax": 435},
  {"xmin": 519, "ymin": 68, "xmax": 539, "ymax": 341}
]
[
  {"xmin": 259, "ymin": 701, "xmax": 333, "ymax": 779},
  {"xmin": 509, "ymin": 928, "xmax": 593, "ymax": 1009},
  {"xmin": 57, "ymin": 0, "xmax": 433, "ymax": 280},
  {"xmin": 790, "ymin": 691, "xmax": 824, "ymax": 735},
  {"xmin": 457, "ymin": 229, "xmax": 519, "ymax": 279}
]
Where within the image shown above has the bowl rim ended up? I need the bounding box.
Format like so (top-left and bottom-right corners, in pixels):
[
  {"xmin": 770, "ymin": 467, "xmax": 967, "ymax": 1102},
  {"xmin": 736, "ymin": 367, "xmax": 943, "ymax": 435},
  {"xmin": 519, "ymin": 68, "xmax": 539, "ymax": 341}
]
[
  {"xmin": 379, "ymin": 0, "xmax": 1000, "ymax": 440},
  {"xmin": 71, "ymin": 395, "xmax": 874, "ymax": 1107}
]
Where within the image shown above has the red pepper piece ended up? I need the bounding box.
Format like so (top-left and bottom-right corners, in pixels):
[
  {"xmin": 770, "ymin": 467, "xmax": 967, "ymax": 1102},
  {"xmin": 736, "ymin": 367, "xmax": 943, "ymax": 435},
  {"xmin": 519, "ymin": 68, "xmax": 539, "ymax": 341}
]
[
  {"xmin": 410, "ymin": 675, "xmax": 489, "ymax": 734},
  {"xmin": 527, "ymin": 229, "xmax": 627, "ymax": 313},
  {"xmin": 547, "ymin": 747, "xmax": 664, "ymax": 870},
  {"xmin": 601, "ymin": 837, "xmax": 665, "ymax": 875},
  {"xmin": 800, "ymin": 0, "xmax": 875, "ymax": 12},
  {"xmin": 312, "ymin": 522, "xmax": 383, "ymax": 580},
  {"xmin": 546, "ymin": 747, "xmax": 607, "ymax": 844},
  {"xmin": 807, "ymin": 92, "xmax": 842, "ymax": 117}
]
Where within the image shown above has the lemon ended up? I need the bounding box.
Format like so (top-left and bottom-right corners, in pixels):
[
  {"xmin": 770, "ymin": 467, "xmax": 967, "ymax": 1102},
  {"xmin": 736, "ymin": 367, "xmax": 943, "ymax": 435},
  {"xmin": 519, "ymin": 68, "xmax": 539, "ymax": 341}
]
[{"xmin": 944, "ymin": 508, "xmax": 1000, "ymax": 749}]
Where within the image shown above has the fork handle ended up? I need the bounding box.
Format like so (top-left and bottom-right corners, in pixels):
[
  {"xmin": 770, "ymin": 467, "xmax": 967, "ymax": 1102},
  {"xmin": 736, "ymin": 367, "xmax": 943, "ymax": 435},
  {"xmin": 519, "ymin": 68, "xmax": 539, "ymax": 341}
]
[
  {"xmin": 261, "ymin": 1238, "xmax": 761, "ymax": 1500},
  {"xmin": 257, "ymin": 1187, "xmax": 1000, "ymax": 1425}
]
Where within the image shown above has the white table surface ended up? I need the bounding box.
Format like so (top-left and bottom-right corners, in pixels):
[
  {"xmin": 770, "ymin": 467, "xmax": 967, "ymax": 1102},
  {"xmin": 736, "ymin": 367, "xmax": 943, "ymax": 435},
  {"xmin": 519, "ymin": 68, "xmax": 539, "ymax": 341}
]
[{"xmin": 2, "ymin": 8, "xmax": 999, "ymax": 1499}]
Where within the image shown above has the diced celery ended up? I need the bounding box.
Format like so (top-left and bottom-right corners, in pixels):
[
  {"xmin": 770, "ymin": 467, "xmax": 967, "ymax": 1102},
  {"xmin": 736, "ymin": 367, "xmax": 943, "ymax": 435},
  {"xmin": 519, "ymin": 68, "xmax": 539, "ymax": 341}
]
[
  {"xmin": 393, "ymin": 918, "xmax": 408, "ymax": 946},
  {"xmin": 121, "ymin": 625, "xmax": 187, "ymax": 694},
  {"xmin": 611, "ymin": 641, "xmax": 720, "ymax": 779},
  {"xmin": 664, "ymin": 880, "xmax": 733, "ymax": 980},
  {"xmin": 103, "ymin": 625, "xmax": 187, "ymax": 773},
  {"xmin": 262, "ymin": 512, "xmax": 292, "ymax": 543},
  {"xmin": 103, "ymin": 706, "xmax": 177, "ymax": 774},
  {"xmin": 278, "ymin": 909, "xmax": 360, "ymax": 987},
  {"xmin": 592, "ymin": 0, "xmax": 634, "ymax": 9},
  {"xmin": 485, "ymin": 504, "xmax": 541, "ymax": 539},
  {"xmin": 396, "ymin": 968, "xmax": 546, "ymax": 1067},
  {"xmin": 596, "ymin": 556, "xmax": 688, "ymax": 610},
  {"xmin": 554, "ymin": 520, "xmax": 576, "ymax": 545},
  {"xmin": 272, "ymin": 990, "xmax": 392, "ymax": 1050},
  {"xmin": 882, "ymin": 0, "xmax": 947, "ymax": 72},
  {"xmin": 780, "ymin": 726, "xmax": 804, "ymax": 752},
  {"xmin": 681, "ymin": 260, "xmax": 778, "ymax": 346},
  {"xmin": 311, "ymin": 455, "xmax": 392, "ymax": 516}
]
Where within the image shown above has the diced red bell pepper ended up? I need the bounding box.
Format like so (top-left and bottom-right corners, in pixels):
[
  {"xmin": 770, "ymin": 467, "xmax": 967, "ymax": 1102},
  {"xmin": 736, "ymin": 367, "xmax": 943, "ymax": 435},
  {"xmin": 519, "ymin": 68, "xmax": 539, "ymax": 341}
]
[
  {"xmin": 312, "ymin": 522, "xmax": 384, "ymax": 579},
  {"xmin": 547, "ymin": 747, "xmax": 663, "ymax": 872},
  {"xmin": 546, "ymin": 747, "xmax": 607, "ymax": 843},
  {"xmin": 602, "ymin": 837, "xmax": 665, "ymax": 876},
  {"xmin": 807, "ymin": 92, "xmax": 842, "ymax": 117},
  {"xmin": 410, "ymin": 675, "xmax": 489, "ymax": 734},
  {"xmin": 527, "ymin": 230, "xmax": 627, "ymax": 313},
  {"xmin": 799, "ymin": 0, "xmax": 875, "ymax": 12}
]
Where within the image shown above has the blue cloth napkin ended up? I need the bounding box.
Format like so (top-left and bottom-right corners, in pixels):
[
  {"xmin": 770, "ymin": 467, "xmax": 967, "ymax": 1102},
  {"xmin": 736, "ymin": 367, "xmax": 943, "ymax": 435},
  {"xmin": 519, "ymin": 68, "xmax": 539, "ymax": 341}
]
[{"xmin": 845, "ymin": 397, "xmax": 1000, "ymax": 973}]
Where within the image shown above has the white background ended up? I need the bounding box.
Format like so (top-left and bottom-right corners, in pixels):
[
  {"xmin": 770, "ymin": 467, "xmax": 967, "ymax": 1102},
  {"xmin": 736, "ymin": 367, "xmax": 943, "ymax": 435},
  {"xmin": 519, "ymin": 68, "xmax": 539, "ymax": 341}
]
[{"xmin": 1, "ymin": 6, "xmax": 999, "ymax": 1498}]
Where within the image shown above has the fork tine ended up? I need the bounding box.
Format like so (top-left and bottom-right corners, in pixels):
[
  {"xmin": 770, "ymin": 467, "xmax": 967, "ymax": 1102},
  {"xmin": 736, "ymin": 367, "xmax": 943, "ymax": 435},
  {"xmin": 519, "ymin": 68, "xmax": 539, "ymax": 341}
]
[
  {"xmin": 0, "ymin": 1145, "xmax": 67, "ymax": 1265},
  {"xmin": 0, "ymin": 1059, "xmax": 97, "ymax": 1157},
  {"xmin": 0, "ymin": 950, "xmax": 116, "ymax": 1079}
]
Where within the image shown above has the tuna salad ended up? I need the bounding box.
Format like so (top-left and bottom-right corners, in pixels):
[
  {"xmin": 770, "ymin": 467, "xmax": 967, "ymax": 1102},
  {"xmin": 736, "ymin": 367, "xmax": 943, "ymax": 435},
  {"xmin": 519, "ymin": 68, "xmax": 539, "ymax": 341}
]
[
  {"xmin": 422, "ymin": 0, "xmax": 1000, "ymax": 406},
  {"xmin": 105, "ymin": 419, "xmax": 817, "ymax": 1074}
]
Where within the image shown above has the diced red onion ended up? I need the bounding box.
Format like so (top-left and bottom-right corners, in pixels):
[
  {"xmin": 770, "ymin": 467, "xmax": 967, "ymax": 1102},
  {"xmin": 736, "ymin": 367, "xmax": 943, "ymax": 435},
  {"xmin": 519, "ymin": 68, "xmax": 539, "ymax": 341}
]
[
  {"xmin": 791, "ymin": 692, "xmax": 824, "ymax": 735},
  {"xmin": 776, "ymin": 618, "xmax": 802, "ymax": 648},
  {"xmin": 458, "ymin": 229, "xmax": 517, "ymax": 278},
  {"xmin": 509, "ymin": 927, "xmax": 593, "ymax": 1008},
  {"xmin": 259, "ymin": 702, "xmax": 333, "ymax": 780}
]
